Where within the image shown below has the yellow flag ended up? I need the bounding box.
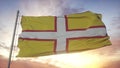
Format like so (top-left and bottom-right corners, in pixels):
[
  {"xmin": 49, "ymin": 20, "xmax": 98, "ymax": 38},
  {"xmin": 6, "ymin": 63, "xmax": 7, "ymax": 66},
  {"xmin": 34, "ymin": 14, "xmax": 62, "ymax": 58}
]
[{"xmin": 17, "ymin": 11, "xmax": 111, "ymax": 57}]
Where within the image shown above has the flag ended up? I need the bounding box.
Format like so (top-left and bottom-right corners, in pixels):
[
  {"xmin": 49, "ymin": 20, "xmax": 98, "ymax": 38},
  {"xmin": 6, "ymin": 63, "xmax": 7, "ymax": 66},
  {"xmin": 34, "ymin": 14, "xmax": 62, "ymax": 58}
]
[{"xmin": 17, "ymin": 11, "xmax": 111, "ymax": 57}]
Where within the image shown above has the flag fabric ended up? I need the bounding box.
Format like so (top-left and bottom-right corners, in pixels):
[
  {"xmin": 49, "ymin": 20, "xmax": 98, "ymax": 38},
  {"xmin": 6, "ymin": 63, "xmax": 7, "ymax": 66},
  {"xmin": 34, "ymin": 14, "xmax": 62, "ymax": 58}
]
[{"xmin": 17, "ymin": 11, "xmax": 111, "ymax": 57}]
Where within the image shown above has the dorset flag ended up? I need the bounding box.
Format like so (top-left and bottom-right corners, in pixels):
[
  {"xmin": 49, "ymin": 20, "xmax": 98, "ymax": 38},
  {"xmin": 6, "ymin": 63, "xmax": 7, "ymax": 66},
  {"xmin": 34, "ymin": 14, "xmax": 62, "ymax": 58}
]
[{"xmin": 17, "ymin": 11, "xmax": 111, "ymax": 57}]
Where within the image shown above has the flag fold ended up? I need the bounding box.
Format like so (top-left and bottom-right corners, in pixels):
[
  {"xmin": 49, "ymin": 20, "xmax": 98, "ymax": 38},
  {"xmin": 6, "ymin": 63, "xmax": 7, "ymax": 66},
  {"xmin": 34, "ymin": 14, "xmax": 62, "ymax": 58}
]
[{"xmin": 17, "ymin": 11, "xmax": 111, "ymax": 57}]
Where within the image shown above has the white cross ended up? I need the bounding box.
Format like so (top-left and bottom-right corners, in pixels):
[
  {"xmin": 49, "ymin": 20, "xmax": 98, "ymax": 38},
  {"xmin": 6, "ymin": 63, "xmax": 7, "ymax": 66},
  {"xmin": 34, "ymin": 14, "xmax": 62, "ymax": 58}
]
[{"xmin": 20, "ymin": 16, "xmax": 106, "ymax": 53}]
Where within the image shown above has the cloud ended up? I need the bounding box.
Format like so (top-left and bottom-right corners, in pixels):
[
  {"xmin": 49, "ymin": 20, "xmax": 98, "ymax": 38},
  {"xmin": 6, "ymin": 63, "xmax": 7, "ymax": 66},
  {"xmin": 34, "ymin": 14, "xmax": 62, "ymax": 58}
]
[
  {"xmin": 110, "ymin": 16, "xmax": 120, "ymax": 38},
  {"xmin": 0, "ymin": 42, "xmax": 9, "ymax": 49},
  {"xmin": 19, "ymin": 0, "xmax": 84, "ymax": 16},
  {"xmin": 102, "ymin": 60, "xmax": 120, "ymax": 68},
  {"xmin": 0, "ymin": 55, "xmax": 57, "ymax": 68},
  {"xmin": 0, "ymin": 5, "xmax": 19, "ymax": 47}
]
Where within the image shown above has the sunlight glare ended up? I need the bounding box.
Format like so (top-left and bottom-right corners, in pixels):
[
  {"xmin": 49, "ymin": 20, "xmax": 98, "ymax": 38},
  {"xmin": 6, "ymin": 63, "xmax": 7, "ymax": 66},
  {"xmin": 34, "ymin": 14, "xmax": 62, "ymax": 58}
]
[
  {"xmin": 0, "ymin": 48, "xmax": 9, "ymax": 58},
  {"xmin": 33, "ymin": 52, "xmax": 103, "ymax": 68}
]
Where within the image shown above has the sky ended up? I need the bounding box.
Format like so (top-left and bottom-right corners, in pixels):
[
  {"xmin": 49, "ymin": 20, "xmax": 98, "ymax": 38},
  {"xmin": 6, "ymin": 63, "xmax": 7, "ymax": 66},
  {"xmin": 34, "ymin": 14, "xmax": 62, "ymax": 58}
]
[{"xmin": 0, "ymin": 0, "xmax": 120, "ymax": 68}]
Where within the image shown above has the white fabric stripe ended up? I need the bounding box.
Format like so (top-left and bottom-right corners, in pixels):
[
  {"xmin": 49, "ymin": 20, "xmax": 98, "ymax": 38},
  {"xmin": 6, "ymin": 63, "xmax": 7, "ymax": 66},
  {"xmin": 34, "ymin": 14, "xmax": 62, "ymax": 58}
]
[
  {"xmin": 56, "ymin": 16, "xmax": 66, "ymax": 52},
  {"xmin": 20, "ymin": 28, "xmax": 106, "ymax": 39},
  {"xmin": 20, "ymin": 16, "xmax": 107, "ymax": 53}
]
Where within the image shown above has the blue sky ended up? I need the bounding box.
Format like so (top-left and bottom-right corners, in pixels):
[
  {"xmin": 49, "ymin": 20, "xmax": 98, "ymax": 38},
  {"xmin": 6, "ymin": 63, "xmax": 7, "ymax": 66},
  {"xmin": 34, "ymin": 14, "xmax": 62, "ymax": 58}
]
[{"xmin": 0, "ymin": 0, "xmax": 120, "ymax": 56}]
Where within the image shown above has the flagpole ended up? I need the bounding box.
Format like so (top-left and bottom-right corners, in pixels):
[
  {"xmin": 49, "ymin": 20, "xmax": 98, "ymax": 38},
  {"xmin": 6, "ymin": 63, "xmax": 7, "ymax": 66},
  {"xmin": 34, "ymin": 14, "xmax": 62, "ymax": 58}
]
[{"xmin": 7, "ymin": 10, "xmax": 20, "ymax": 68}]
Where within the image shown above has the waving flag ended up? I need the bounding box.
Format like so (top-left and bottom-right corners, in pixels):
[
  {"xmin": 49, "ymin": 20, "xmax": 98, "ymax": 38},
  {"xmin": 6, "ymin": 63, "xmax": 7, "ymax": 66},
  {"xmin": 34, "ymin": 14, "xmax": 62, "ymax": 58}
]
[{"xmin": 17, "ymin": 11, "xmax": 111, "ymax": 57}]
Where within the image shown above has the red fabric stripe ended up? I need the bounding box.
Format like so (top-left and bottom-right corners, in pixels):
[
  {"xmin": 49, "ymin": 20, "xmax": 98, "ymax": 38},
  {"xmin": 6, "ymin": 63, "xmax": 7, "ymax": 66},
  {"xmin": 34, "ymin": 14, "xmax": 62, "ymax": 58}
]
[
  {"xmin": 89, "ymin": 26, "xmax": 105, "ymax": 28},
  {"xmin": 64, "ymin": 15, "xmax": 69, "ymax": 31},
  {"xmin": 66, "ymin": 39, "xmax": 69, "ymax": 53},
  {"xmin": 67, "ymin": 36, "xmax": 108, "ymax": 40},
  {"xmin": 66, "ymin": 25, "xmax": 106, "ymax": 31},
  {"xmin": 19, "ymin": 37, "xmax": 56, "ymax": 41},
  {"xmin": 22, "ymin": 30, "xmax": 56, "ymax": 32},
  {"xmin": 54, "ymin": 16, "xmax": 57, "ymax": 32},
  {"xmin": 54, "ymin": 40, "xmax": 57, "ymax": 54}
]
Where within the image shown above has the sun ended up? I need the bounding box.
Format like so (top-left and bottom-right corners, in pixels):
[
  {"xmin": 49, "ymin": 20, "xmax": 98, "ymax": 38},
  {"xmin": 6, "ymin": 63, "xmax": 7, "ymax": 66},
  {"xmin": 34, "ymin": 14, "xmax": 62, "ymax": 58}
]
[{"xmin": 34, "ymin": 52, "xmax": 103, "ymax": 68}]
